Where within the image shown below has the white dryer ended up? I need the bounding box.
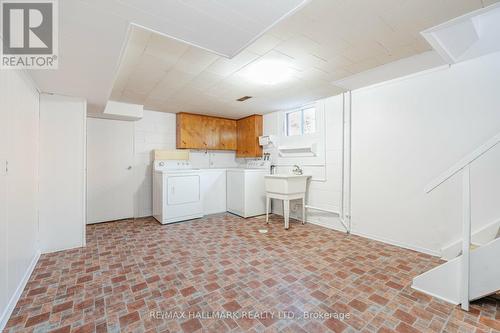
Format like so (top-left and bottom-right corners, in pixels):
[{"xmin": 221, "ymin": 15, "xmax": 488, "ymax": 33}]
[{"xmin": 153, "ymin": 160, "xmax": 203, "ymax": 224}]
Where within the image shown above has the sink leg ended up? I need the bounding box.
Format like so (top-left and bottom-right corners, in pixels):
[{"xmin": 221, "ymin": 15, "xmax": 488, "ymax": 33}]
[
  {"xmin": 284, "ymin": 199, "xmax": 290, "ymax": 230},
  {"xmin": 266, "ymin": 196, "xmax": 270, "ymax": 224},
  {"xmin": 302, "ymin": 196, "xmax": 306, "ymax": 225}
]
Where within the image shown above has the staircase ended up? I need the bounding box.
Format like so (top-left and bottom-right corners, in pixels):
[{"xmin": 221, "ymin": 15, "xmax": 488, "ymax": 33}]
[
  {"xmin": 412, "ymin": 132, "xmax": 500, "ymax": 311},
  {"xmin": 413, "ymin": 234, "xmax": 500, "ymax": 305}
]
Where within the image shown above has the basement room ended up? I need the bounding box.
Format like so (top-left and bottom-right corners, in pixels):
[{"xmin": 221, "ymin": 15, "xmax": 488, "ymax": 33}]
[{"xmin": 1, "ymin": 1, "xmax": 500, "ymax": 332}]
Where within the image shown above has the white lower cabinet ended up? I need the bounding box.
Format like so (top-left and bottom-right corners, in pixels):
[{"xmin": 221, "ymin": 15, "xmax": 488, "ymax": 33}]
[{"xmin": 201, "ymin": 169, "xmax": 227, "ymax": 215}]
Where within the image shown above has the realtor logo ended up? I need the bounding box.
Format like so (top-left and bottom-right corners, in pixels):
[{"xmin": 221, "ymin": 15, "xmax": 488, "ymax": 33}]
[{"xmin": 1, "ymin": 0, "xmax": 58, "ymax": 69}]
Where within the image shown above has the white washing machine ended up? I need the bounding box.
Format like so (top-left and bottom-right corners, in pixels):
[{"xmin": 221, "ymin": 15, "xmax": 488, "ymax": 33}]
[
  {"xmin": 153, "ymin": 160, "xmax": 203, "ymax": 224},
  {"xmin": 226, "ymin": 161, "xmax": 270, "ymax": 218}
]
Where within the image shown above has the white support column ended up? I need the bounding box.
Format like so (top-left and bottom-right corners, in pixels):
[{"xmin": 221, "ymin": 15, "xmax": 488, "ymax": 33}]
[{"xmin": 461, "ymin": 164, "xmax": 471, "ymax": 311}]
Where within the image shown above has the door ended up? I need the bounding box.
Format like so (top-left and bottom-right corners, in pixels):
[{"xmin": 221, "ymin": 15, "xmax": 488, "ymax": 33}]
[
  {"xmin": 167, "ymin": 175, "xmax": 200, "ymax": 205},
  {"xmin": 0, "ymin": 69, "xmax": 10, "ymax": 313},
  {"xmin": 87, "ymin": 117, "xmax": 135, "ymax": 223}
]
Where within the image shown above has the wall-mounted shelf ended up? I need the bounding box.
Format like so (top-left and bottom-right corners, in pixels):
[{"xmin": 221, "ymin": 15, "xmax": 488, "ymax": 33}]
[{"xmin": 278, "ymin": 144, "xmax": 316, "ymax": 157}]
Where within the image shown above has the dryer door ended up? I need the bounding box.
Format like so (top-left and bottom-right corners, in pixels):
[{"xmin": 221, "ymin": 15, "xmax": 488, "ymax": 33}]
[{"xmin": 167, "ymin": 175, "xmax": 200, "ymax": 205}]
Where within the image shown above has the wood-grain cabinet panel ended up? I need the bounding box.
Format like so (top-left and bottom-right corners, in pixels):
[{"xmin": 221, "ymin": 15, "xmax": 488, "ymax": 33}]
[{"xmin": 177, "ymin": 113, "xmax": 262, "ymax": 156}]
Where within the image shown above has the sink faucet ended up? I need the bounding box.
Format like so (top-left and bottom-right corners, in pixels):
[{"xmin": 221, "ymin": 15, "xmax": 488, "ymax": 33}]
[
  {"xmin": 292, "ymin": 165, "xmax": 303, "ymax": 175},
  {"xmin": 270, "ymin": 165, "xmax": 277, "ymax": 174}
]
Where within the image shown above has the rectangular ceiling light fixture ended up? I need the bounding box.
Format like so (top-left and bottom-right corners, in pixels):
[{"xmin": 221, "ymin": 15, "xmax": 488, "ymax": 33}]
[{"xmin": 236, "ymin": 96, "xmax": 252, "ymax": 102}]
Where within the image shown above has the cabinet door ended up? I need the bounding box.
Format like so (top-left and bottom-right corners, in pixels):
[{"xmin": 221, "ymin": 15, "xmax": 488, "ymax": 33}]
[
  {"xmin": 236, "ymin": 117, "xmax": 250, "ymax": 157},
  {"xmin": 177, "ymin": 113, "xmax": 205, "ymax": 149},
  {"xmin": 237, "ymin": 115, "xmax": 262, "ymax": 157},
  {"xmin": 219, "ymin": 118, "xmax": 237, "ymax": 150},
  {"xmin": 177, "ymin": 113, "xmax": 237, "ymax": 151},
  {"xmin": 205, "ymin": 116, "xmax": 220, "ymax": 150},
  {"xmin": 252, "ymin": 115, "xmax": 263, "ymax": 156}
]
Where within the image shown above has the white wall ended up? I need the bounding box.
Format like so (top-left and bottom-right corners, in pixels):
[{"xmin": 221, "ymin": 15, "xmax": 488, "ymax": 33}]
[
  {"xmin": 134, "ymin": 110, "xmax": 238, "ymax": 217},
  {"xmin": 351, "ymin": 51, "xmax": 500, "ymax": 255},
  {"xmin": 262, "ymin": 52, "xmax": 500, "ymax": 256},
  {"xmin": 134, "ymin": 110, "xmax": 177, "ymax": 217},
  {"xmin": 262, "ymin": 98, "xmax": 345, "ymax": 230},
  {"xmin": 39, "ymin": 94, "xmax": 86, "ymax": 252},
  {"xmin": 0, "ymin": 70, "xmax": 40, "ymax": 329},
  {"xmin": 88, "ymin": 109, "xmax": 239, "ymax": 219}
]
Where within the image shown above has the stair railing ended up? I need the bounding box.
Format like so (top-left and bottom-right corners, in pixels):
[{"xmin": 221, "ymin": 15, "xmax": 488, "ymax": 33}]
[{"xmin": 425, "ymin": 132, "xmax": 500, "ymax": 311}]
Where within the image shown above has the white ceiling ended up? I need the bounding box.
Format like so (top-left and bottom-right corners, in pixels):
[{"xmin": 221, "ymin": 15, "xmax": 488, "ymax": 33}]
[
  {"xmin": 110, "ymin": 0, "xmax": 499, "ymax": 118},
  {"xmin": 26, "ymin": 0, "xmax": 499, "ymax": 117},
  {"xmin": 26, "ymin": 0, "xmax": 309, "ymax": 113},
  {"xmin": 110, "ymin": 25, "xmax": 346, "ymax": 118},
  {"xmin": 85, "ymin": 0, "xmax": 309, "ymax": 58}
]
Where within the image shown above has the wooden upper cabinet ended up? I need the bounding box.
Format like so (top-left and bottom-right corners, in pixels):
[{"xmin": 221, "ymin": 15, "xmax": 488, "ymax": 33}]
[
  {"xmin": 177, "ymin": 112, "xmax": 261, "ymax": 154},
  {"xmin": 236, "ymin": 115, "xmax": 263, "ymax": 158},
  {"xmin": 176, "ymin": 113, "xmax": 205, "ymax": 149},
  {"xmin": 176, "ymin": 112, "xmax": 237, "ymax": 150},
  {"xmin": 205, "ymin": 116, "xmax": 219, "ymax": 149},
  {"xmin": 219, "ymin": 118, "xmax": 237, "ymax": 150}
]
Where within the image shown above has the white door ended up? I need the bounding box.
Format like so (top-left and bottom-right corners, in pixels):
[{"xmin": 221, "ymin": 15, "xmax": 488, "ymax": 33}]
[
  {"xmin": 167, "ymin": 175, "xmax": 200, "ymax": 205},
  {"xmin": 0, "ymin": 70, "xmax": 10, "ymax": 314},
  {"xmin": 87, "ymin": 118, "xmax": 135, "ymax": 223}
]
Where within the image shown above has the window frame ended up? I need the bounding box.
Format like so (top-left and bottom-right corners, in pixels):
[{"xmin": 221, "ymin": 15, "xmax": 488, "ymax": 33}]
[{"xmin": 284, "ymin": 105, "xmax": 316, "ymax": 137}]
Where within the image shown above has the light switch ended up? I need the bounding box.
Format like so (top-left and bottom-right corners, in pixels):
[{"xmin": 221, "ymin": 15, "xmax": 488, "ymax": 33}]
[{"xmin": 0, "ymin": 159, "xmax": 7, "ymax": 176}]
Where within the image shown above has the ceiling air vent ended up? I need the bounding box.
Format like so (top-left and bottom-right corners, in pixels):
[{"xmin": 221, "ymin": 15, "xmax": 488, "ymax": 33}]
[{"xmin": 236, "ymin": 96, "xmax": 252, "ymax": 102}]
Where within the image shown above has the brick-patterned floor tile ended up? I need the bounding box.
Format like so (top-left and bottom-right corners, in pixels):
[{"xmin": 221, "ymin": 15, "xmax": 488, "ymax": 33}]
[{"xmin": 3, "ymin": 214, "xmax": 500, "ymax": 332}]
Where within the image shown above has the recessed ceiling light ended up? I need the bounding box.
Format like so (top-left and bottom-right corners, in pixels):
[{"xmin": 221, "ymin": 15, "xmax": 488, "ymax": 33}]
[{"xmin": 240, "ymin": 60, "xmax": 293, "ymax": 85}]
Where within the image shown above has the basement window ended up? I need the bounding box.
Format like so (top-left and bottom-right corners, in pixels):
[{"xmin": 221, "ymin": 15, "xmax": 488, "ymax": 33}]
[{"xmin": 285, "ymin": 107, "xmax": 316, "ymax": 136}]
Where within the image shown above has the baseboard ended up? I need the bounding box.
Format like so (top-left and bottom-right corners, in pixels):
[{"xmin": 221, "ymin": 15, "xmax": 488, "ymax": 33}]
[
  {"xmin": 306, "ymin": 217, "xmax": 439, "ymax": 257},
  {"xmin": 86, "ymin": 216, "xmax": 134, "ymax": 225},
  {"xmin": 42, "ymin": 243, "xmax": 84, "ymax": 254},
  {"xmin": 352, "ymin": 230, "xmax": 440, "ymax": 257},
  {"xmin": 0, "ymin": 251, "xmax": 41, "ymax": 331},
  {"xmin": 306, "ymin": 217, "xmax": 349, "ymax": 234},
  {"xmin": 277, "ymin": 210, "xmax": 440, "ymax": 257}
]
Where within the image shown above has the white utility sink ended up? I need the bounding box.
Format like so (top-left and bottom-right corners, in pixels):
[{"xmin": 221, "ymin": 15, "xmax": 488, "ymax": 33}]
[
  {"xmin": 265, "ymin": 174, "xmax": 310, "ymax": 195},
  {"xmin": 264, "ymin": 174, "xmax": 311, "ymax": 230}
]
